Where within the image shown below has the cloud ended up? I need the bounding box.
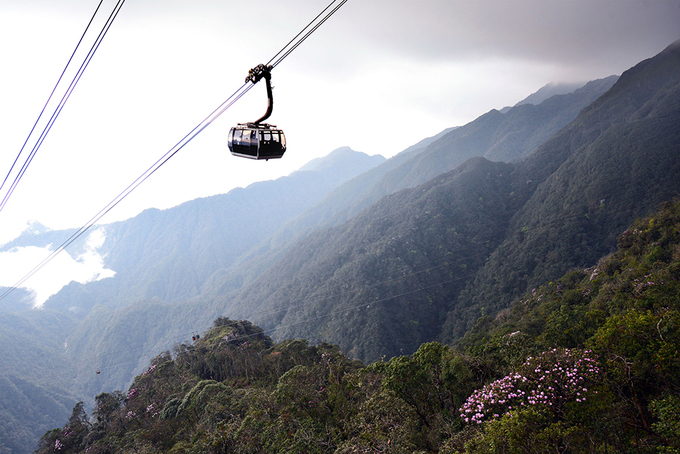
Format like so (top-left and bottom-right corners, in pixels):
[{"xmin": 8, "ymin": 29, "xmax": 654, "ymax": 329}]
[
  {"xmin": 329, "ymin": 0, "xmax": 680, "ymax": 76},
  {"xmin": 0, "ymin": 228, "xmax": 115, "ymax": 308}
]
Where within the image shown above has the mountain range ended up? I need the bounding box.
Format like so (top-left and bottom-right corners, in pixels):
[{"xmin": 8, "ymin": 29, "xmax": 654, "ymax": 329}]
[{"xmin": 1, "ymin": 39, "xmax": 679, "ymax": 453}]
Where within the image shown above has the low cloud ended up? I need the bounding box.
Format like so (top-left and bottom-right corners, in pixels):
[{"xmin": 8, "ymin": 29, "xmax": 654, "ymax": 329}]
[{"xmin": 0, "ymin": 227, "xmax": 115, "ymax": 308}]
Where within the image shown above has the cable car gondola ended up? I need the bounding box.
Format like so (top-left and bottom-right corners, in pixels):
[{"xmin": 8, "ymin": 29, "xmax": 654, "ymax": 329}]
[{"xmin": 228, "ymin": 64, "xmax": 286, "ymax": 160}]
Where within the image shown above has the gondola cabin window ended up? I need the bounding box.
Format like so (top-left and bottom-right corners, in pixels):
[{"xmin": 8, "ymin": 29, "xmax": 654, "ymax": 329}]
[{"xmin": 228, "ymin": 125, "xmax": 286, "ymax": 160}]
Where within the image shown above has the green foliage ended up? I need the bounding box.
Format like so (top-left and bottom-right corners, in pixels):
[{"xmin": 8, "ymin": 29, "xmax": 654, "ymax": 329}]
[
  {"xmin": 450, "ymin": 406, "xmax": 602, "ymax": 454},
  {"xmin": 232, "ymin": 157, "xmax": 520, "ymax": 364},
  {"xmin": 454, "ymin": 198, "xmax": 680, "ymax": 452},
  {"xmin": 176, "ymin": 380, "xmax": 232, "ymax": 419},
  {"xmin": 336, "ymin": 388, "xmax": 423, "ymax": 454},
  {"xmin": 651, "ymin": 395, "xmax": 680, "ymax": 453}
]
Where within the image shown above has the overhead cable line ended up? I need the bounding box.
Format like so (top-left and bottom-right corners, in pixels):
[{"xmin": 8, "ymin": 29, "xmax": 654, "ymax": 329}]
[
  {"xmin": 0, "ymin": 0, "xmax": 104, "ymax": 199},
  {"xmin": 0, "ymin": 0, "xmax": 349, "ymax": 302},
  {"xmin": 82, "ymin": 216, "xmax": 648, "ymax": 377},
  {"xmin": 0, "ymin": 0, "xmax": 127, "ymax": 215},
  {"xmin": 75, "ymin": 209, "xmax": 670, "ymax": 378},
  {"xmin": 267, "ymin": 0, "xmax": 348, "ymax": 69}
]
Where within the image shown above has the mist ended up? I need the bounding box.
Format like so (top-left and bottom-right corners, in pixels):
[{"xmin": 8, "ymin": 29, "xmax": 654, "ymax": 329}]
[{"xmin": 0, "ymin": 228, "xmax": 115, "ymax": 308}]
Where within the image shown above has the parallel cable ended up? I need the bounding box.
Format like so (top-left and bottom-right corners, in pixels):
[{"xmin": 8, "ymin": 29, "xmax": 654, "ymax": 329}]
[
  {"xmin": 266, "ymin": 0, "xmax": 346, "ymax": 68},
  {"xmin": 227, "ymin": 192, "xmax": 679, "ymax": 333},
  {"xmin": 0, "ymin": 0, "xmax": 104, "ymax": 197},
  {"xmin": 0, "ymin": 82, "xmax": 252, "ymax": 302},
  {"xmin": 0, "ymin": 0, "xmax": 127, "ymax": 214},
  {"xmin": 0, "ymin": 0, "xmax": 349, "ymax": 302},
  {"xmin": 242, "ymin": 247, "xmax": 491, "ymax": 321},
  {"xmin": 271, "ymin": 0, "xmax": 348, "ymax": 69}
]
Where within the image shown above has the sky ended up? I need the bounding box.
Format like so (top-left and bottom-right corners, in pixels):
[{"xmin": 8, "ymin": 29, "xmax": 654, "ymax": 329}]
[{"xmin": 0, "ymin": 0, "xmax": 679, "ymax": 304}]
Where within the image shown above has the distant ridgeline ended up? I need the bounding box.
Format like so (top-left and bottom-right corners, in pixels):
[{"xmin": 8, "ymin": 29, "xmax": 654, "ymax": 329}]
[{"xmin": 37, "ymin": 198, "xmax": 680, "ymax": 453}]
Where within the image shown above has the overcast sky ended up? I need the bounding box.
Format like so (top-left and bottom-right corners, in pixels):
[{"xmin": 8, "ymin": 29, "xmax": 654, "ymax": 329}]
[{"xmin": 0, "ymin": 0, "xmax": 679, "ymax": 303}]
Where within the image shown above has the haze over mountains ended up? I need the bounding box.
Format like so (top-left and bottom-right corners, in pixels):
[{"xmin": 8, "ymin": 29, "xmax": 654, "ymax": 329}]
[
  {"xmin": 1, "ymin": 40, "xmax": 680, "ymax": 453},
  {"xmin": 1, "ymin": 74, "xmax": 619, "ymax": 313},
  {"xmin": 2, "ymin": 149, "xmax": 386, "ymax": 310}
]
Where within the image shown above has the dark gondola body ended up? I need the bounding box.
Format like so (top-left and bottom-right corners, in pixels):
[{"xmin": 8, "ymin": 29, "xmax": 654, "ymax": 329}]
[{"xmin": 228, "ymin": 123, "xmax": 286, "ymax": 160}]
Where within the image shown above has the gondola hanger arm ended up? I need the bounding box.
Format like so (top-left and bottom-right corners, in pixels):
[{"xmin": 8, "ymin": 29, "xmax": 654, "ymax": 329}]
[{"xmin": 246, "ymin": 64, "xmax": 274, "ymax": 125}]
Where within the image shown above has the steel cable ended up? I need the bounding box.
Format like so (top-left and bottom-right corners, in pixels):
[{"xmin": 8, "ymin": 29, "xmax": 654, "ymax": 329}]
[
  {"xmin": 0, "ymin": 0, "xmax": 105, "ymax": 198},
  {"xmin": 271, "ymin": 0, "xmax": 348, "ymax": 69},
  {"xmin": 266, "ymin": 0, "xmax": 346, "ymax": 68},
  {"xmin": 0, "ymin": 0, "xmax": 127, "ymax": 214}
]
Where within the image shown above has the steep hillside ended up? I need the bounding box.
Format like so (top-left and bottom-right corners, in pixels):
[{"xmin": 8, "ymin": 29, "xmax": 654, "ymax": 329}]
[
  {"xmin": 0, "ymin": 148, "xmax": 385, "ymax": 453},
  {"xmin": 7, "ymin": 41, "xmax": 680, "ymax": 454},
  {"xmin": 449, "ymin": 198, "xmax": 680, "ymax": 452},
  {"xmin": 513, "ymin": 81, "xmax": 585, "ymax": 108},
  {"xmin": 0, "ymin": 287, "xmax": 33, "ymax": 313},
  {"xmin": 374, "ymin": 76, "xmax": 617, "ymax": 193},
  {"xmin": 0, "ymin": 311, "xmax": 78, "ymax": 454},
  {"xmin": 272, "ymin": 128, "xmax": 459, "ymax": 246},
  {"xmin": 62, "ymin": 299, "xmax": 223, "ymax": 398},
  {"xmin": 198, "ymin": 129, "xmax": 456, "ymax": 297},
  {"xmin": 224, "ymin": 158, "xmax": 519, "ymax": 362},
  {"xmin": 444, "ymin": 39, "xmax": 680, "ymax": 340}
]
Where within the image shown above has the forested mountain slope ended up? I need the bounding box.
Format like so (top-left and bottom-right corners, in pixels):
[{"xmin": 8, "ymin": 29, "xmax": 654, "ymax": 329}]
[
  {"xmin": 202, "ymin": 78, "xmax": 616, "ymax": 298},
  {"xmin": 0, "ymin": 149, "xmax": 383, "ymax": 453},
  {"xmin": 5, "ymin": 41, "xmax": 679, "ymax": 453},
  {"xmin": 20, "ymin": 75, "xmax": 622, "ymax": 436},
  {"xmin": 198, "ymin": 130, "xmax": 456, "ymax": 296},
  {"xmin": 220, "ymin": 41, "xmax": 680, "ymax": 363},
  {"xmin": 512, "ymin": 81, "xmax": 585, "ymax": 107},
  {"xmin": 223, "ymin": 158, "xmax": 519, "ymax": 361},
  {"xmin": 37, "ymin": 198, "xmax": 680, "ymax": 453},
  {"xmin": 318, "ymin": 77, "xmax": 616, "ymax": 228},
  {"xmin": 0, "ymin": 311, "xmax": 78, "ymax": 454},
  {"xmin": 272, "ymin": 128, "xmax": 460, "ymax": 240},
  {"xmin": 445, "ymin": 38, "xmax": 680, "ymax": 340}
]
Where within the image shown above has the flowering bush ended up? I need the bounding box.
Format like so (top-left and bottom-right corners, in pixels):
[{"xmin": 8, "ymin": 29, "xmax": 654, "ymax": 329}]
[
  {"xmin": 459, "ymin": 373, "xmax": 527, "ymax": 423},
  {"xmin": 146, "ymin": 403, "xmax": 160, "ymax": 417},
  {"xmin": 126, "ymin": 388, "xmax": 139, "ymax": 400},
  {"xmin": 460, "ymin": 348, "xmax": 600, "ymax": 424}
]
